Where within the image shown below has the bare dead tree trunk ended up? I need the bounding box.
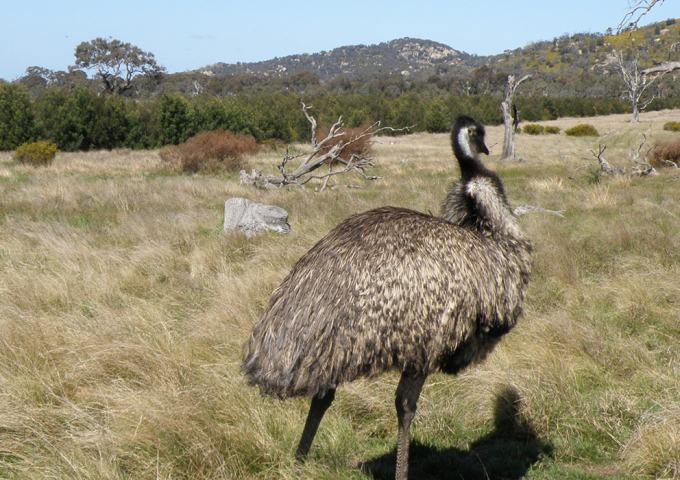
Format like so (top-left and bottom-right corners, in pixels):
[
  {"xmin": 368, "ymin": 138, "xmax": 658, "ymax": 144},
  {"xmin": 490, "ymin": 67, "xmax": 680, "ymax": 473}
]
[
  {"xmin": 302, "ymin": 102, "xmax": 317, "ymax": 147},
  {"xmin": 615, "ymin": 51, "xmax": 660, "ymax": 123},
  {"xmin": 501, "ymin": 74, "xmax": 531, "ymax": 161},
  {"xmin": 240, "ymin": 103, "xmax": 411, "ymax": 190}
]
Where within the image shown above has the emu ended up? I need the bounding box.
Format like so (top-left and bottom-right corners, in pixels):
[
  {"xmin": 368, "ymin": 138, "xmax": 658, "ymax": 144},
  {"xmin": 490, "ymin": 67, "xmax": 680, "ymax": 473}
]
[{"xmin": 242, "ymin": 115, "xmax": 532, "ymax": 480}]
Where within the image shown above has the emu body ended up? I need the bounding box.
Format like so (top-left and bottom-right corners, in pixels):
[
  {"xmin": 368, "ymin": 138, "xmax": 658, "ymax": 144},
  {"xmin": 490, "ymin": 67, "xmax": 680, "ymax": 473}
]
[{"xmin": 242, "ymin": 116, "xmax": 531, "ymax": 480}]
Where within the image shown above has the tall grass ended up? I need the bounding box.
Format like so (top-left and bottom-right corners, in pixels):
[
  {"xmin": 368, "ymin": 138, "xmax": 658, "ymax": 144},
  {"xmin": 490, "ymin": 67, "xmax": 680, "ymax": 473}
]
[{"xmin": 0, "ymin": 110, "xmax": 679, "ymax": 479}]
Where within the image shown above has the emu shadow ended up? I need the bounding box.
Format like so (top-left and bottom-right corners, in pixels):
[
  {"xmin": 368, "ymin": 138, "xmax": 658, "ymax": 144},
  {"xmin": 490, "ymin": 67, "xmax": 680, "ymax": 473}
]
[{"xmin": 360, "ymin": 386, "xmax": 553, "ymax": 480}]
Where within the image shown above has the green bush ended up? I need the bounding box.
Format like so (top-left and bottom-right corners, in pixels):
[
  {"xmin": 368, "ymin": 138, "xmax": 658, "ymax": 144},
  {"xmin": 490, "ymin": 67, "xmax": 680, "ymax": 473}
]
[
  {"xmin": 157, "ymin": 93, "xmax": 192, "ymax": 146},
  {"xmin": 523, "ymin": 124, "xmax": 544, "ymax": 135},
  {"xmin": 0, "ymin": 84, "xmax": 35, "ymax": 150},
  {"xmin": 545, "ymin": 126, "xmax": 561, "ymax": 134},
  {"xmin": 565, "ymin": 124, "xmax": 599, "ymax": 137},
  {"xmin": 159, "ymin": 129, "xmax": 260, "ymax": 173},
  {"xmin": 13, "ymin": 140, "xmax": 58, "ymax": 166},
  {"xmin": 663, "ymin": 121, "xmax": 680, "ymax": 132}
]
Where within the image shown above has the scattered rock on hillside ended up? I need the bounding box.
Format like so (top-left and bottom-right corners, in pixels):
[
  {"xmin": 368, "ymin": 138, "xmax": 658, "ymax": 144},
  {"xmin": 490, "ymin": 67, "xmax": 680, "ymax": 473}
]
[{"xmin": 224, "ymin": 198, "xmax": 291, "ymax": 237}]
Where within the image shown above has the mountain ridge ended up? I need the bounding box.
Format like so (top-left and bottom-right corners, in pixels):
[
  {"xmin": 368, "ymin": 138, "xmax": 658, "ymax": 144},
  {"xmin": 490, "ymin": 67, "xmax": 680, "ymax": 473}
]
[
  {"xmin": 199, "ymin": 37, "xmax": 476, "ymax": 80},
  {"xmin": 197, "ymin": 19, "xmax": 680, "ymax": 82}
]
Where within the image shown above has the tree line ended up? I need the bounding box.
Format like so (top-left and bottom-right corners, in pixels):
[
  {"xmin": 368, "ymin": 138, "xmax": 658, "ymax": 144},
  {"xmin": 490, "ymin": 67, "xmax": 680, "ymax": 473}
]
[
  {"xmin": 3, "ymin": 23, "xmax": 680, "ymax": 152},
  {"xmin": 8, "ymin": 81, "xmax": 679, "ymax": 152}
]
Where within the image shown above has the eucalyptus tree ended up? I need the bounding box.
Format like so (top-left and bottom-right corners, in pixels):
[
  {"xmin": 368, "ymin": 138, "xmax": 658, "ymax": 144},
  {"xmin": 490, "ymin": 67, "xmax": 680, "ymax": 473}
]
[{"xmin": 73, "ymin": 38, "xmax": 165, "ymax": 95}]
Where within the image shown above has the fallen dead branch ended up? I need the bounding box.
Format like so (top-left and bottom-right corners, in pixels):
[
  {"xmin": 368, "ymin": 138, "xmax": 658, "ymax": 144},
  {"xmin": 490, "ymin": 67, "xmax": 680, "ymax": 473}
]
[
  {"xmin": 570, "ymin": 126, "xmax": 657, "ymax": 179},
  {"xmin": 514, "ymin": 204, "xmax": 566, "ymax": 217},
  {"xmin": 241, "ymin": 103, "xmax": 411, "ymax": 190}
]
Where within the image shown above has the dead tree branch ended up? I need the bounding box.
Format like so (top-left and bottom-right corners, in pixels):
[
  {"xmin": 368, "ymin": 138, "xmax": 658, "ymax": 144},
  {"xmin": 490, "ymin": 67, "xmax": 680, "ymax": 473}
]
[
  {"xmin": 570, "ymin": 127, "xmax": 657, "ymax": 178},
  {"xmin": 514, "ymin": 204, "xmax": 566, "ymax": 217},
  {"xmin": 642, "ymin": 61, "xmax": 680, "ymax": 76},
  {"xmin": 618, "ymin": 0, "xmax": 664, "ymax": 32},
  {"xmin": 590, "ymin": 145, "xmax": 627, "ymax": 174},
  {"xmin": 629, "ymin": 125, "xmax": 657, "ymax": 175},
  {"xmin": 241, "ymin": 103, "xmax": 411, "ymax": 190}
]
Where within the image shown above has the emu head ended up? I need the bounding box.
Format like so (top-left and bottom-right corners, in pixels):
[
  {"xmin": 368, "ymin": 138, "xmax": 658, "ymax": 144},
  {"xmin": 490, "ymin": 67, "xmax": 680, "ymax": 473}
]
[
  {"xmin": 451, "ymin": 115, "xmax": 493, "ymax": 184},
  {"xmin": 452, "ymin": 115, "xmax": 489, "ymax": 160}
]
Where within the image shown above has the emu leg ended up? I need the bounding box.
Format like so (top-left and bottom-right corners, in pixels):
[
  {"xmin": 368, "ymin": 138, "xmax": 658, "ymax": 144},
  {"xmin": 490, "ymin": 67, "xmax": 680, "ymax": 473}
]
[
  {"xmin": 295, "ymin": 388, "xmax": 336, "ymax": 461},
  {"xmin": 394, "ymin": 371, "xmax": 426, "ymax": 480}
]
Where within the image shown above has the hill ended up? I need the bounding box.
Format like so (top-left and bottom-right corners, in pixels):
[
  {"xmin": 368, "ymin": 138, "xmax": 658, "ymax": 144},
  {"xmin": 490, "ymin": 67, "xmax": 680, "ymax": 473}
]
[
  {"xmin": 200, "ymin": 38, "xmax": 475, "ymax": 81},
  {"xmin": 198, "ymin": 18, "xmax": 680, "ymax": 83}
]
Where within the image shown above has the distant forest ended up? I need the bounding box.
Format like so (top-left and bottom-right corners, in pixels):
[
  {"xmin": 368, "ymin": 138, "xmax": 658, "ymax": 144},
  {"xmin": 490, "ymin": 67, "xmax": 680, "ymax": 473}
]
[{"xmin": 2, "ymin": 19, "xmax": 680, "ymax": 151}]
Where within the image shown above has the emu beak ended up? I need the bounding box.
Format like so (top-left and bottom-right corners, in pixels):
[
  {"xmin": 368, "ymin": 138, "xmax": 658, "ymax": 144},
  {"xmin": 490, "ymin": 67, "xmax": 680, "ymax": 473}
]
[{"xmin": 481, "ymin": 143, "xmax": 489, "ymax": 156}]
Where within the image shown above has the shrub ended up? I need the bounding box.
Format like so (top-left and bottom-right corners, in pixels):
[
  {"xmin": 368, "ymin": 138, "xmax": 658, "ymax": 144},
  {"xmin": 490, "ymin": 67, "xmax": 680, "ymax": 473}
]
[
  {"xmin": 565, "ymin": 124, "xmax": 599, "ymax": 137},
  {"xmin": 13, "ymin": 140, "xmax": 58, "ymax": 166},
  {"xmin": 545, "ymin": 126, "xmax": 561, "ymax": 134},
  {"xmin": 159, "ymin": 129, "xmax": 260, "ymax": 174},
  {"xmin": 650, "ymin": 139, "xmax": 680, "ymax": 167},
  {"xmin": 523, "ymin": 124, "xmax": 544, "ymax": 135},
  {"xmin": 663, "ymin": 121, "xmax": 680, "ymax": 132},
  {"xmin": 316, "ymin": 124, "xmax": 373, "ymax": 165},
  {"xmin": 261, "ymin": 138, "xmax": 286, "ymax": 151},
  {"xmin": 0, "ymin": 84, "xmax": 35, "ymax": 150}
]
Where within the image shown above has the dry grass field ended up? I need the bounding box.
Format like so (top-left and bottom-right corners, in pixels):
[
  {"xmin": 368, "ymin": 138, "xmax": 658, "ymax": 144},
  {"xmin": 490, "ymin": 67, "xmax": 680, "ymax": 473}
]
[{"xmin": 1, "ymin": 110, "xmax": 680, "ymax": 479}]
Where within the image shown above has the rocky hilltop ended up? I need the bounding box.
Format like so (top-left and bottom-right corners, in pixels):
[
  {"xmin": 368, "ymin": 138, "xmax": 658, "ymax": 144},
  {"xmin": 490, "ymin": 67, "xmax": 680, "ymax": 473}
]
[
  {"xmin": 197, "ymin": 19, "xmax": 680, "ymax": 84},
  {"xmin": 200, "ymin": 38, "xmax": 475, "ymax": 80}
]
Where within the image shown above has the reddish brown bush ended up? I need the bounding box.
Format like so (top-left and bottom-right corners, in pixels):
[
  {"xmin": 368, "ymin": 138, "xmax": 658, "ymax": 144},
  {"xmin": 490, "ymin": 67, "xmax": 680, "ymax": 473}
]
[
  {"xmin": 316, "ymin": 124, "xmax": 373, "ymax": 165},
  {"xmin": 159, "ymin": 129, "xmax": 260, "ymax": 173},
  {"xmin": 650, "ymin": 139, "xmax": 680, "ymax": 167}
]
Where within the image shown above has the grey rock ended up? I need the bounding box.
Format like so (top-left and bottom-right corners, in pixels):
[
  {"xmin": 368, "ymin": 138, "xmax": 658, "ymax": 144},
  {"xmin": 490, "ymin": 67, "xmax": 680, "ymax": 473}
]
[{"xmin": 224, "ymin": 198, "xmax": 291, "ymax": 237}]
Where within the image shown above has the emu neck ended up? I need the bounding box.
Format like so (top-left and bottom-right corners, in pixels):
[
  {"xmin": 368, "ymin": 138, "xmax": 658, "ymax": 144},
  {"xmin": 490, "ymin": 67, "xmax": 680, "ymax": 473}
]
[
  {"xmin": 454, "ymin": 148, "xmax": 496, "ymax": 187},
  {"xmin": 456, "ymin": 153, "xmax": 486, "ymax": 182},
  {"xmin": 443, "ymin": 156, "xmax": 512, "ymax": 237}
]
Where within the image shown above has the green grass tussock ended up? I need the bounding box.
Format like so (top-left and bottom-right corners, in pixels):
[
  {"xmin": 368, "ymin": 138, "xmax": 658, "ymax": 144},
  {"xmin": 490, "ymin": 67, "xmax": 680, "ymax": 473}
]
[
  {"xmin": 1, "ymin": 110, "xmax": 680, "ymax": 478},
  {"xmin": 663, "ymin": 121, "xmax": 680, "ymax": 132},
  {"xmin": 565, "ymin": 123, "xmax": 600, "ymax": 137},
  {"xmin": 523, "ymin": 124, "xmax": 545, "ymax": 135},
  {"xmin": 13, "ymin": 140, "xmax": 58, "ymax": 166}
]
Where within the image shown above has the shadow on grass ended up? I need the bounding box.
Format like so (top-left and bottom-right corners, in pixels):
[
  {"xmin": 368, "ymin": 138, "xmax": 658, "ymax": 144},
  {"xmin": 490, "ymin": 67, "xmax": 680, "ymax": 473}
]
[{"xmin": 360, "ymin": 385, "xmax": 554, "ymax": 480}]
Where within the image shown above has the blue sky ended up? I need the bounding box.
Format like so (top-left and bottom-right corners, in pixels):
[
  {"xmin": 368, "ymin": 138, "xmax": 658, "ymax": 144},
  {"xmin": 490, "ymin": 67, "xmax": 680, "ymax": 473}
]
[{"xmin": 1, "ymin": 1, "xmax": 676, "ymax": 81}]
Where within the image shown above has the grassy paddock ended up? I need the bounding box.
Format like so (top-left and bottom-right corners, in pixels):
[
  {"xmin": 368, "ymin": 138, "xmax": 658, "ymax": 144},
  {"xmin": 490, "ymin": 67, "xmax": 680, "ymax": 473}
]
[{"xmin": 1, "ymin": 110, "xmax": 679, "ymax": 479}]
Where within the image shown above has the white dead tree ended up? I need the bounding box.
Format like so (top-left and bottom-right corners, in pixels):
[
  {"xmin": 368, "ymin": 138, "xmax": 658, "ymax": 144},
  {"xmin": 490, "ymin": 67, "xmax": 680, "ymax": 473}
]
[
  {"xmin": 500, "ymin": 74, "xmax": 531, "ymax": 160},
  {"xmin": 240, "ymin": 103, "xmax": 410, "ymax": 190},
  {"xmin": 615, "ymin": 51, "xmax": 660, "ymax": 122}
]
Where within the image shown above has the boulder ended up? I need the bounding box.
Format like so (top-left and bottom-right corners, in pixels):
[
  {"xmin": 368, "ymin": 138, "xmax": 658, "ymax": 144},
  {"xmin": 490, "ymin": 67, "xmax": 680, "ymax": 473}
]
[{"xmin": 224, "ymin": 198, "xmax": 291, "ymax": 237}]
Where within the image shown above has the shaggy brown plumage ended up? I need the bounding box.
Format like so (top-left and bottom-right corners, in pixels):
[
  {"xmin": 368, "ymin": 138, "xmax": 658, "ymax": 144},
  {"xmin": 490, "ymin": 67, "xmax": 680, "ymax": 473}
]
[{"xmin": 241, "ymin": 115, "xmax": 532, "ymax": 480}]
